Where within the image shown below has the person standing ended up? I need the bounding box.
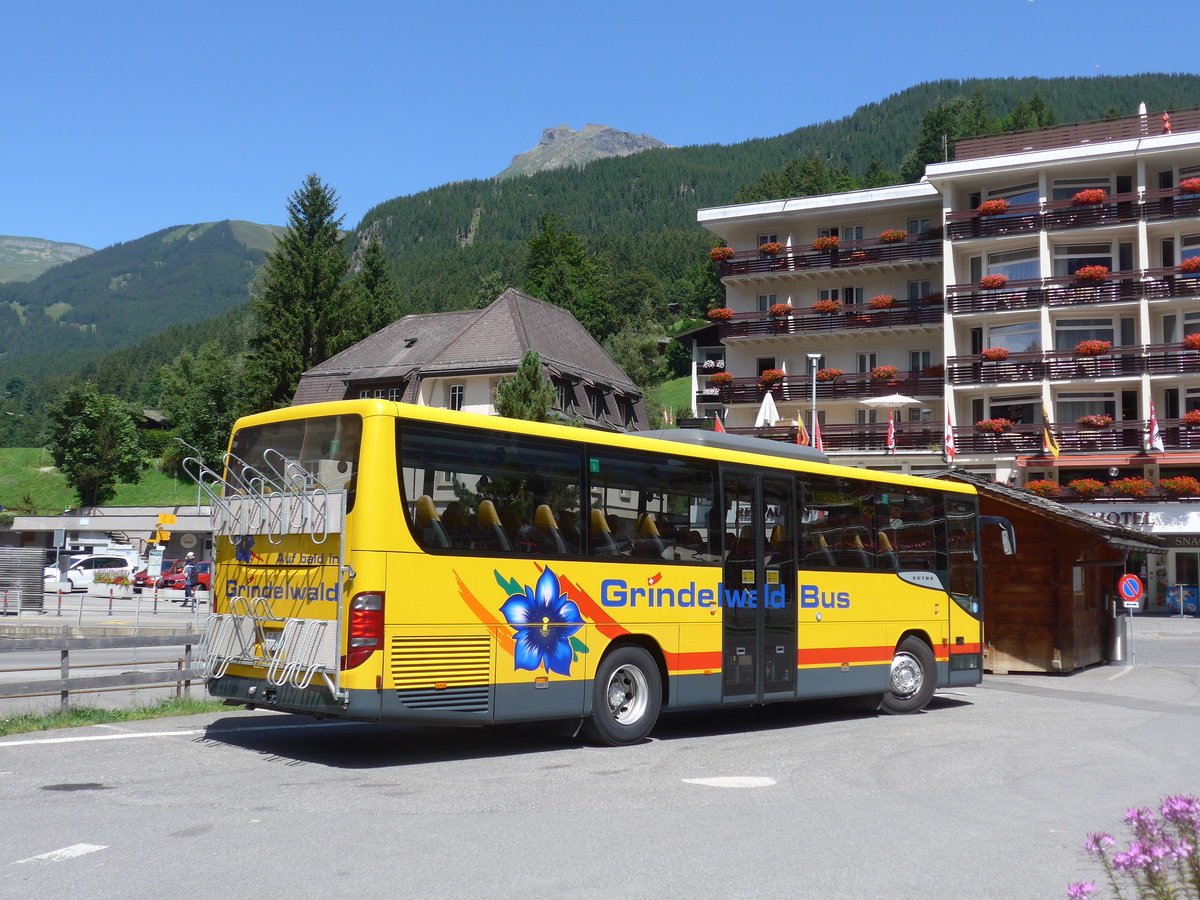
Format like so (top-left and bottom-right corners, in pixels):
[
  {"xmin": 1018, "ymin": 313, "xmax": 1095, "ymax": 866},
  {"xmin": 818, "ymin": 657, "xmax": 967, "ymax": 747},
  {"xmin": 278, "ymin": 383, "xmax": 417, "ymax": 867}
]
[{"xmin": 182, "ymin": 552, "xmax": 198, "ymax": 608}]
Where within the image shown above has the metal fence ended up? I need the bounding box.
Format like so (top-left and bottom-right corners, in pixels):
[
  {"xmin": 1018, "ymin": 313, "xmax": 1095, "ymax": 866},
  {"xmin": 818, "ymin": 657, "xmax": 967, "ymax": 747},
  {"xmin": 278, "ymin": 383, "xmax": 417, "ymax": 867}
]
[{"xmin": 0, "ymin": 632, "xmax": 205, "ymax": 714}]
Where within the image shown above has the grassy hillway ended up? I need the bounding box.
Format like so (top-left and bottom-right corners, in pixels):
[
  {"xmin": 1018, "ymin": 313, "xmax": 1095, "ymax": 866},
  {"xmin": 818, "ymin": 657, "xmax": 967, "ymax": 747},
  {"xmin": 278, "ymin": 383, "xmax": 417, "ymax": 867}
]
[{"xmin": 0, "ymin": 447, "xmax": 198, "ymax": 514}]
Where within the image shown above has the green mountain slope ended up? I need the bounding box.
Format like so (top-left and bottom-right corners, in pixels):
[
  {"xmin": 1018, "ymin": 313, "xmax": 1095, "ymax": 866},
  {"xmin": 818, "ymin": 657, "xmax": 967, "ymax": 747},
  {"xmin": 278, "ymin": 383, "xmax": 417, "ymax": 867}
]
[
  {"xmin": 0, "ymin": 235, "xmax": 94, "ymax": 283},
  {"xmin": 360, "ymin": 75, "xmax": 1200, "ymax": 310}
]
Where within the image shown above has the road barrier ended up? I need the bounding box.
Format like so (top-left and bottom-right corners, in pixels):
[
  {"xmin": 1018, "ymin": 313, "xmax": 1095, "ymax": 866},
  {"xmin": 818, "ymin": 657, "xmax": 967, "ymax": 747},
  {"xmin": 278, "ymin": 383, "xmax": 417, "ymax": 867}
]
[{"xmin": 0, "ymin": 632, "xmax": 205, "ymax": 714}]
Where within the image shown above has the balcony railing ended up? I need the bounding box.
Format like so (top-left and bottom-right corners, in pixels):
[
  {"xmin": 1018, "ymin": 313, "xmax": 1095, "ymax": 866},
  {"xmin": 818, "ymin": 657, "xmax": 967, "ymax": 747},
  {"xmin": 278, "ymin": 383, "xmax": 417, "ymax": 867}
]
[
  {"xmin": 945, "ymin": 185, "xmax": 1198, "ymax": 240},
  {"xmin": 718, "ymin": 300, "xmax": 943, "ymax": 338},
  {"xmin": 697, "ymin": 371, "xmax": 943, "ymax": 406},
  {"xmin": 716, "ymin": 236, "xmax": 941, "ymax": 277},
  {"xmin": 953, "ymin": 105, "xmax": 1200, "ymax": 160},
  {"xmin": 947, "ymin": 269, "xmax": 1200, "ymax": 315},
  {"xmin": 708, "ymin": 418, "xmax": 1200, "ymax": 457},
  {"xmin": 947, "ymin": 342, "xmax": 1200, "ymax": 385}
]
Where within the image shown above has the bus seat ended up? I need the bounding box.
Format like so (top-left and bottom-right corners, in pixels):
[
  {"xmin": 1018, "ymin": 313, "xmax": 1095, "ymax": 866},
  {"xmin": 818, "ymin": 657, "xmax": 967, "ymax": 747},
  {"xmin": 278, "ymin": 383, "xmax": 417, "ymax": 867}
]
[
  {"xmin": 557, "ymin": 509, "xmax": 581, "ymax": 551},
  {"xmin": 815, "ymin": 534, "xmax": 836, "ymax": 567},
  {"xmin": 477, "ymin": 499, "xmax": 511, "ymax": 552},
  {"xmin": 535, "ymin": 504, "xmax": 567, "ymax": 554},
  {"xmin": 441, "ymin": 502, "xmax": 468, "ymax": 546},
  {"xmin": 590, "ymin": 509, "xmax": 620, "ymax": 557},
  {"xmin": 846, "ymin": 533, "xmax": 870, "ymax": 568},
  {"xmin": 877, "ymin": 531, "xmax": 899, "ymax": 570},
  {"xmin": 633, "ymin": 513, "xmax": 666, "ymax": 558},
  {"xmin": 415, "ymin": 494, "xmax": 450, "ymax": 549},
  {"xmin": 607, "ymin": 515, "xmax": 633, "ymax": 553}
]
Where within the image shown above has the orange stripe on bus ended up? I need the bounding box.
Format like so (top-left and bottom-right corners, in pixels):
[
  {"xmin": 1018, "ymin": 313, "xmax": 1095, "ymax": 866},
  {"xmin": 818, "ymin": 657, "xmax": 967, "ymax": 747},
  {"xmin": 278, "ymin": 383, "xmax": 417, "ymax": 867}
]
[
  {"xmin": 453, "ymin": 572, "xmax": 514, "ymax": 657},
  {"xmin": 950, "ymin": 643, "xmax": 981, "ymax": 654},
  {"xmin": 797, "ymin": 646, "xmax": 893, "ymax": 666}
]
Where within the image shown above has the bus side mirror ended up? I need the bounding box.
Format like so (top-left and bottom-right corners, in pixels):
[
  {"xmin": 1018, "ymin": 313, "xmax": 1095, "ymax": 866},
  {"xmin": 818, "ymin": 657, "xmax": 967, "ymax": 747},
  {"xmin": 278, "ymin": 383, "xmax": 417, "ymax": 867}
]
[{"xmin": 980, "ymin": 515, "xmax": 1016, "ymax": 556}]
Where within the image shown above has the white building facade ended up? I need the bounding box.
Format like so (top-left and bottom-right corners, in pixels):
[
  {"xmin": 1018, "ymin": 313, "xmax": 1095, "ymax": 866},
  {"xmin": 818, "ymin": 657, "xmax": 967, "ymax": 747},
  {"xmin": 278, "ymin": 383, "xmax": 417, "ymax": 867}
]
[{"xmin": 694, "ymin": 106, "xmax": 1200, "ymax": 610}]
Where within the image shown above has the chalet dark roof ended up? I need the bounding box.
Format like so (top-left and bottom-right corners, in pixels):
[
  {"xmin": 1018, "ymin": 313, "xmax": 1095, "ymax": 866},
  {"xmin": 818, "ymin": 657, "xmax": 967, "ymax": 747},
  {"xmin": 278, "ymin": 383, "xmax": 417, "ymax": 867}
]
[
  {"xmin": 293, "ymin": 288, "xmax": 641, "ymax": 406},
  {"xmin": 939, "ymin": 469, "xmax": 1164, "ymax": 552}
]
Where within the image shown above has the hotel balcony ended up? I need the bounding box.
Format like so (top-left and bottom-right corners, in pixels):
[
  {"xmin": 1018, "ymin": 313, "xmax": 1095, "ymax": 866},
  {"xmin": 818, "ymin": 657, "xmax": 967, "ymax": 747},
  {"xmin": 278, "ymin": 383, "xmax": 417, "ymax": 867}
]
[
  {"xmin": 953, "ymin": 105, "xmax": 1200, "ymax": 160},
  {"xmin": 697, "ymin": 370, "xmax": 943, "ymax": 407},
  {"xmin": 717, "ymin": 299, "xmax": 943, "ymax": 341},
  {"xmin": 706, "ymin": 417, "xmax": 1200, "ymax": 461},
  {"xmin": 716, "ymin": 235, "xmax": 941, "ymax": 280},
  {"xmin": 946, "ymin": 269, "xmax": 1198, "ymax": 316},
  {"xmin": 946, "ymin": 187, "xmax": 1200, "ymax": 242},
  {"xmin": 947, "ymin": 342, "xmax": 1200, "ymax": 386}
]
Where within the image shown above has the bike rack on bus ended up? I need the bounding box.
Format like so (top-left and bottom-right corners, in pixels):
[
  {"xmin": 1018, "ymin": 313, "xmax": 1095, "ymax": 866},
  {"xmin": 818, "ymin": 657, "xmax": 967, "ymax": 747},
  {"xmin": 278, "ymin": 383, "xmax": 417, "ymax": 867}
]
[{"xmin": 185, "ymin": 450, "xmax": 348, "ymax": 701}]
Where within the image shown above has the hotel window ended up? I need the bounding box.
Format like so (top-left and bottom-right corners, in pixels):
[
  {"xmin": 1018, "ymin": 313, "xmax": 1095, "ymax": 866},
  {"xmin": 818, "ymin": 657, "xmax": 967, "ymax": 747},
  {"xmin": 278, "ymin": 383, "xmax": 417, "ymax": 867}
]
[
  {"xmin": 1051, "ymin": 178, "xmax": 1111, "ymax": 202},
  {"xmin": 907, "ymin": 280, "xmax": 932, "ymax": 301},
  {"xmin": 856, "ymin": 408, "xmax": 879, "ymax": 425},
  {"xmin": 987, "ymin": 246, "xmax": 1039, "ymax": 281},
  {"xmin": 907, "ymin": 217, "xmax": 931, "ymax": 235},
  {"xmin": 818, "ymin": 225, "xmax": 864, "ymax": 242},
  {"xmin": 1054, "ymin": 318, "xmax": 1114, "ymax": 351},
  {"xmin": 908, "ymin": 407, "xmax": 933, "ymax": 423},
  {"xmin": 757, "ymin": 233, "xmax": 778, "ymax": 256},
  {"xmin": 909, "ymin": 349, "xmax": 932, "ymax": 372},
  {"xmin": 589, "ymin": 389, "xmax": 607, "ymax": 420},
  {"xmin": 387, "ymin": 387, "xmax": 402, "ymax": 402},
  {"xmin": 1182, "ymin": 234, "xmax": 1200, "ymax": 267},
  {"xmin": 448, "ymin": 384, "xmax": 465, "ymax": 411},
  {"xmin": 757, "ymin": 293, "xmax": 777, "ymax": 311},
  {"xmin": 755, "ymin": 357, "xmax": 777, "ymax": 376},
  {"xmin": 986, "ymin": 182, "xmax": 1039, "ymax": 208},
  {"xmin": 987, "ymin": 321, "xmax": 1041, "ymax": 354},
  {"xmin": 1053, "ymin": 243, "xmax": 1114, "ymax": 277},
  {"xmin": 856, "ymin": 351, "xmax": 878, "ymax": 373},
  {"xmin": 819, "ymin": 286, "xmax": 864, "ymax": 306},
  {"xmin": 1057, "ymin": 391, "xmax": 1116, "ymax": 423}
]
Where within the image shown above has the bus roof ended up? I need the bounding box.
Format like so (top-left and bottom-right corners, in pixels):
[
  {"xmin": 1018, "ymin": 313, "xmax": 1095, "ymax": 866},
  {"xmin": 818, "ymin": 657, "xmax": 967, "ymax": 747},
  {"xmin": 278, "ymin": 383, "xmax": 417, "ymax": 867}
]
[
  {"xmin": 233, "ymin": 400, "xmax": 976, "ymax": 496},
  {"xmin": 633, "ymin": 427, "xmax": 830, "ymax": 465}
]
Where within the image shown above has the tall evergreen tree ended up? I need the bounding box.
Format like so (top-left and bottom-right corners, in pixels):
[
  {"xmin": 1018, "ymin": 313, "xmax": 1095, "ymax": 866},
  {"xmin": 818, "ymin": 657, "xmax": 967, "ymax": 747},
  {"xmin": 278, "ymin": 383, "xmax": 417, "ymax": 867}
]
[
  {"xmin": 43, "ymin": 383, "xmax": 149, "ymax": 507},
  {"xmin": 243, "ymin": 174, "xmax": 352, "ymax": 410},
  {"xmin": 347, "ymin": 235, "xmax": 401, "ymax": 338},
  {"xmin": 158, "ymin": 342, "xmax": 245, "ymax": 474},
  {"xmin": 494, "ymin": 350, "xmax": 556, "ymax": 422},
  {"xmin": 524, "ymin": 214, "xmax": 614, "ymax": 338}
]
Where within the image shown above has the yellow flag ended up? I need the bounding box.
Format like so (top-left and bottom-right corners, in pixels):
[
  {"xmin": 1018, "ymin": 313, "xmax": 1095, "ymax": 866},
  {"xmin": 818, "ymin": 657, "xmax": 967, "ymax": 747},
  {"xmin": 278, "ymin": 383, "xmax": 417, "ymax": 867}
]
[{"xmin": 1041, "ymin": 404, "xmax": 1060, "ymax": 459}]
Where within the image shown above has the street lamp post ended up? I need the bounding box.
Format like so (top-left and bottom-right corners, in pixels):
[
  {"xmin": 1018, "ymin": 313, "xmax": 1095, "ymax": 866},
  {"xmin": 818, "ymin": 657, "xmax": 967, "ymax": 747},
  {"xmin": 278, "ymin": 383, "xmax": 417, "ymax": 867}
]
[{"xmin": 807, "ymin": 352, "xmax": 822, "ymax": 439}]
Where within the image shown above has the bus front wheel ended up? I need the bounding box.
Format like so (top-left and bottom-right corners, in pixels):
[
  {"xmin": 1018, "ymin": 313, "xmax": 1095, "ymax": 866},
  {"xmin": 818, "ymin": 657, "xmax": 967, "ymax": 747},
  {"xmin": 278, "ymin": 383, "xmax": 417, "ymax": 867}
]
[
  {"xmin": 583, "ymin": 645, "xmax": 662, "ymax": 746},
  {"xmin": 880, "ymin": 636, "xmax": 936, "ymax": 714}
]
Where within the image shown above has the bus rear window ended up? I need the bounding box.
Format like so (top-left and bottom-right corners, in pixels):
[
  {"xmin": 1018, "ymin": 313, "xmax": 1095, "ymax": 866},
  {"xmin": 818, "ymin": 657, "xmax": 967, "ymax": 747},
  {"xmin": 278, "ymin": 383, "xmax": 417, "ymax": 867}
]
[{"xmin": 227, "ymin": 414, "xmax": 361, "ymax": 503}]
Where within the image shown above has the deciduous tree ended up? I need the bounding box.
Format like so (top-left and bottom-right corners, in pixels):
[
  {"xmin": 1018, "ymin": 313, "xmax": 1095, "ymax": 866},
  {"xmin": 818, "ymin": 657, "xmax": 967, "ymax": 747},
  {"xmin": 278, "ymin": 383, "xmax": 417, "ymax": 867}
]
[{"xmin": 43, "ymin": 383, "xmax": 149, "ymax": 507}]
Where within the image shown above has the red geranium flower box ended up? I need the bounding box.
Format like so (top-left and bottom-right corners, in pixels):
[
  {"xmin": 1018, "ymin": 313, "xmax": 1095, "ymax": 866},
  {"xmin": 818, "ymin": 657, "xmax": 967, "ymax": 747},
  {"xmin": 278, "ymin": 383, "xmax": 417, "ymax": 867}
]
[
  {"xmin": 758, "ymin": 242, "xmax": 785, "ymax": 255},
  {"xmin": 708, "ymin": 246, "xmax": 735, "ymax": 262},
  {"xmin": 1075, "ymin": 265, "xmax": 1110, "ymax": 284},
  {"xmin": 811, "ymin": 236, "xmax": 839, "ymax": 252},
  {"xmin": 1179, "ymin": 177, "xmax": 1200, "ymax": 195},
  {"xmin": 979, "ymin": 274, "xmax": 1009, "ymax": 290},
  {"xmin": 706, "ymin": 307, "xmax": 734, "ymax": 321},
  {"xmin": 815, "ymin": 368, "xmax": 843, "ymax": 382},
  {"xmin": 1181, "ymin": 333, "xmax": 1200, "ymax": 351},
  {"xmin": 1024, "ymin": 479, "xmax": 1061, "ymax": 499},
  {"xmin": 1075, "ymin": 340, "xmax": 1113, "ymax": 356},
  {"xmin": 977, "ymin": 198, "xmax": 1010, "ymax": 216},
  {"xmin": 1180, "ymin": 257, "xmax": 1200, "ymax": 274},
  {"xmin": 1072, "ymin": 189, "xmax": 1108, "ymax": 206},
  {"xmin": 868, "ymin": 294, "xmax": 896, "ymax": 309},
  {"xmin": 981, "ymin": 347, "xmax": 1009, "ymax": 362},
  {"xmin": 878, "ymin": 229, "xmax": 907, "ymax": 244},
  {"xmin": 708, "ymin": 372, "xmax": 734, "ymax": 386}
]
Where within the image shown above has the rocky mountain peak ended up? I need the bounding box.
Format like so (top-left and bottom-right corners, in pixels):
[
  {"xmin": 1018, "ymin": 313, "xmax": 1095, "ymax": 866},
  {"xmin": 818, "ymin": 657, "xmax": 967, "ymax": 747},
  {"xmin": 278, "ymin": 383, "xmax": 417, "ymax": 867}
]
[{"xmin": 497, "ymin": 124, "xmax": 670, "ymax": 179}]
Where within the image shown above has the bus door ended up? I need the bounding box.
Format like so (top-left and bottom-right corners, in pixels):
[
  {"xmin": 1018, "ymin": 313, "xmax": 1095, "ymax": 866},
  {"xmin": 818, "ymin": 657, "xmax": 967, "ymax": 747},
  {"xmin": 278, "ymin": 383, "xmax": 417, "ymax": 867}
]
[{"xmin": 721, "ymin": 470, "xmax": 797, "ymax": 703}]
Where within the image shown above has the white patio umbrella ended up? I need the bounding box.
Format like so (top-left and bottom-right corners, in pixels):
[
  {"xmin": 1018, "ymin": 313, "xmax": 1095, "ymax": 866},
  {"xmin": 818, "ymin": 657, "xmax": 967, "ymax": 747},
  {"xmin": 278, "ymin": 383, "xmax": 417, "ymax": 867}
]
[
  {"xmin": 859, "ymin": 393, "xmax": 919, "ymax": 411},
  {"xmin": 754, "ymin": 390, "xmax": 781, "ymax": 427},
  {"xmin": 860, "ymin": 394, "xmax": 918, "ymax": 454}
]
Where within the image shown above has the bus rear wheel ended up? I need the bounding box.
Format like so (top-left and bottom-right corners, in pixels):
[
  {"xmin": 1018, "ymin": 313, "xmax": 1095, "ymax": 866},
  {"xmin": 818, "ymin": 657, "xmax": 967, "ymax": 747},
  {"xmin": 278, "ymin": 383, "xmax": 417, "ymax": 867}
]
[
  {"xmin": 583, "ymin": 645, "xmax": 661, "ymax": 746},
  {"xmin": 880, "ymin": 636, "xmax": 936, "ymax": 714}
]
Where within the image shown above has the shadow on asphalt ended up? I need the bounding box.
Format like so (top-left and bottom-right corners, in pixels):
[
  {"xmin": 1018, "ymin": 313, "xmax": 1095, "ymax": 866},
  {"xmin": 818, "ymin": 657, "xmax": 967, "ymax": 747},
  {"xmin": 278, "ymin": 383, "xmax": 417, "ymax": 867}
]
[{"xmin": 199, "ymin": 692, "xmax": 974, "ymax": 768}]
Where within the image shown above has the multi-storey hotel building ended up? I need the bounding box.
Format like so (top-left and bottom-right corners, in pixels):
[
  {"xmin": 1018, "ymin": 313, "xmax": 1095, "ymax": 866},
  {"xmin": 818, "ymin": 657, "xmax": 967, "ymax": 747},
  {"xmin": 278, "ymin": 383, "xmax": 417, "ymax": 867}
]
[{"xmin": 691, "ymin": 106, "xmax": 1200, "ymax": 611}]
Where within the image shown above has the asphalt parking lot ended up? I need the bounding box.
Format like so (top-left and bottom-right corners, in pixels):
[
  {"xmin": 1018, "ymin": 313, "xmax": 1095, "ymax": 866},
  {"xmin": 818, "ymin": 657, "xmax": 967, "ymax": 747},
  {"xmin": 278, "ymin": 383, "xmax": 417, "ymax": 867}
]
[{"xmin": 0, "ymin": 613, "xmax": 1196, "ymax": 898}]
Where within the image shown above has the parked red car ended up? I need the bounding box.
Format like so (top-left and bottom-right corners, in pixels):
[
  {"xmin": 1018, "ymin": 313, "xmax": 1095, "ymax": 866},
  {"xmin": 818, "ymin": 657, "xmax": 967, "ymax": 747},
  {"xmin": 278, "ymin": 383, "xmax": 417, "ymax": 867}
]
[
  {"xmin": 132, "ymin": 560, "xmax": 176, "ymax": 591},
  {"xmin": 159, "ymin": 561, "xmax": 211, "ymax": 593}
]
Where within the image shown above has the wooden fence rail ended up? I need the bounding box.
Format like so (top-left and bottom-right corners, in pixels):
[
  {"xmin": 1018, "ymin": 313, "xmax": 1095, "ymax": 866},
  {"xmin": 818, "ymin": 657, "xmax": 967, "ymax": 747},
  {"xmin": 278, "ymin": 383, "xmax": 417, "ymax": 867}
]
[{"xmin": 0, "ymin": 632, "xmax": 205, "ymax": 714}]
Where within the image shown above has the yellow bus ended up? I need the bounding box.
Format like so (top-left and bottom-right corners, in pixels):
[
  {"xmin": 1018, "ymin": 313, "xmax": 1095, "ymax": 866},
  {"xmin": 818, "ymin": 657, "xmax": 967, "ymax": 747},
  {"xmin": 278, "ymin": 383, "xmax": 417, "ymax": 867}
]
[{"xmin": 202, "ymin": 399, "xmax": 1000, "ymax": 745}]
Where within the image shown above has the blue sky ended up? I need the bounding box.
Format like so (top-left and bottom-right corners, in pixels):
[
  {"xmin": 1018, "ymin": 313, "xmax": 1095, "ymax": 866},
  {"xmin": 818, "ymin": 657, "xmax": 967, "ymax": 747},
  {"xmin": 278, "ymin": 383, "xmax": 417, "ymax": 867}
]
[{"xmin": 6, "ymin": 0, "xmax": 1197, "ymax": 250}]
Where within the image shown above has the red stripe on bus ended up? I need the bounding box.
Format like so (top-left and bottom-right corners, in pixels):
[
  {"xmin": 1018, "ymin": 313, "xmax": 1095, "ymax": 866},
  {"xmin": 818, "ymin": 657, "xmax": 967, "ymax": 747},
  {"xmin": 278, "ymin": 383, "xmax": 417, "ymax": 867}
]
[{"xmin": 950, "ymin": 644, "xmax": 981, "ymax": 654}]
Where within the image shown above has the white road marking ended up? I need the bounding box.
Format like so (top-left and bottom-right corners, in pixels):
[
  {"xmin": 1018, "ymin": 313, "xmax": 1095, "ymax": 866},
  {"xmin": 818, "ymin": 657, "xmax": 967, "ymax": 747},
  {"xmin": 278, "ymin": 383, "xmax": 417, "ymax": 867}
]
[
  {"xmin": 1107, "ymin": 666, "xmax": 1133, "ymax": 680},
  {"xmin": 15, "ymin": 843, "xmax": 107, "ymax": 864},
  {"xmin": 0, "ymin": 719, "xmax": 362, "ymax": 748},
  {"xmin": 682, "ymin": 776, "xmax": 776, "ymax": 788}
]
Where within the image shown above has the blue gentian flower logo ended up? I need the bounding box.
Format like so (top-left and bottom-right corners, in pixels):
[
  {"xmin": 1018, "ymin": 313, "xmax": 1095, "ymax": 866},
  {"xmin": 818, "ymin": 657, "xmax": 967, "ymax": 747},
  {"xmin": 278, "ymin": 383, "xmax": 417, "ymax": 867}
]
[{"xmin": 498, "ymin": 568, "xmax": 585, "ymax": 676}]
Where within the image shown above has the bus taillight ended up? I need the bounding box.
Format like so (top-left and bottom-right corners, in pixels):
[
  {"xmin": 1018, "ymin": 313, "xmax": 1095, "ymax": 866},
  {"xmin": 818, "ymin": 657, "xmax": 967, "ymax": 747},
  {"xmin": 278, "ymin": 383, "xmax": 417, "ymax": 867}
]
[{"xmin": 342, "ymin": 592, "xmax": 384, "ymax": 670}]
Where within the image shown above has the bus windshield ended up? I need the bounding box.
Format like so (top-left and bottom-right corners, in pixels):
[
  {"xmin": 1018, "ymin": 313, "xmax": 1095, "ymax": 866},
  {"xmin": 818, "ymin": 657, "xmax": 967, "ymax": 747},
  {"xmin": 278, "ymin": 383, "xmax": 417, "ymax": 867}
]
[{"xmin": 226, "ymin": 413, "xmax": 361, "ymax": 497}]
